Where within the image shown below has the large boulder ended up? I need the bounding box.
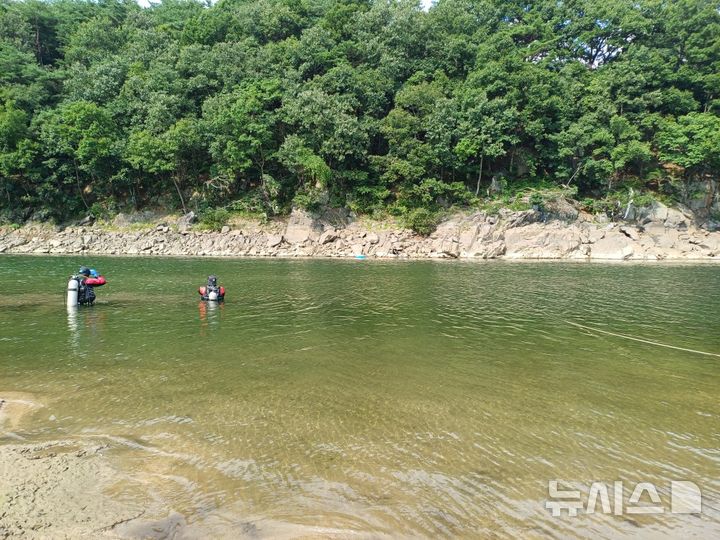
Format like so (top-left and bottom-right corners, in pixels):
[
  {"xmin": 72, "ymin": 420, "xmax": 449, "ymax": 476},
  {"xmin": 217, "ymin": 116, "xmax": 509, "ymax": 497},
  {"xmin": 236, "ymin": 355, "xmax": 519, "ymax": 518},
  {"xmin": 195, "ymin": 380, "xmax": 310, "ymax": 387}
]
[
  {"xmin": 505, "ymin": 209, "xmax": 542, "ymax": 228},
  {"xmin": 431, "ymin": 236, "xmax": 460, "ymax": 258},
  {"xmin": 460, "ymin": 217, "xmax": 504, "ymax": 258},
  {"xmin": 619, "ymin": 225, "xmax": 640, "ymax": 241},
  {"xmin": 504, "ymin": 223, "xmax": 582, "ymax": 259},
  {"xmin": 648, "ymin": 201, "xmax": 669, "ymax": 222},
  {"xmin": 543, "ymin": 197, "xmax": 579, "ymax": 221},
  {"xmin": 664, "ymin": 207, "xmax": 688, "ymax": 229},
  {"xmin": 458, "ymin": 223, "xmax": 480, "ymax": 252},
  {"xmin": 635, "ymin": 201, "xmax": 666, "ymax": 224},
  {"xmin": 589, "ymin": 231, "xmax": 634, "ymax": 260},
  {"xmin": 318, "ymin": 228, "xmax": 339, "ymax": 244},
  {"xmin": 457, "ymin": 215, "xmax": 491, "ymax": 253},
  {"xmin": 285, "ymin": 209, "xmax": 323, "ymax": 244},
  {"xmin": 463, "ymin": 239, "xmax": 505, "ymax": 258},
  {"xmin": 266, "ymin": 234, "xmax": 283, "ymax": 248},
  {"xmin": 176, "ymin": 211, "xmax": 196, "ymax": 232}
]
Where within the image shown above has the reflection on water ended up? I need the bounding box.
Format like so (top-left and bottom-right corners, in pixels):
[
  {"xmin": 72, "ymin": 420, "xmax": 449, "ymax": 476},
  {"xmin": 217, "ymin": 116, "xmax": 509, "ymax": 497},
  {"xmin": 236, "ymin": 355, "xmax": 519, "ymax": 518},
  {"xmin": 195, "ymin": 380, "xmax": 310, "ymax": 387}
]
[
  {"xmin": 66, "ymin": 306, "xmax": 78, "ymax": 350},
  {"xmin": 199, "ymin": 300, "xmax": 223, "ymax": 335},
  {"xmin": 66, "ymin": 305, "xmax": 108, "ymax": 353},
  {"xmin": 1, "ymin": 256, "xmax": 720, "ymax": 538}
]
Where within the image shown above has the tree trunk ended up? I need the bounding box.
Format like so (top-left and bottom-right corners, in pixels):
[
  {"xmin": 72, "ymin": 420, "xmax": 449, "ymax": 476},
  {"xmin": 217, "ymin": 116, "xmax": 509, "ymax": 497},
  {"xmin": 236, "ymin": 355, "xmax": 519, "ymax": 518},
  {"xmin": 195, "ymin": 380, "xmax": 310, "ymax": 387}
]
[
  {"xmin": 74, "ymin": 160, "xmax": 90, "ymax": 210},
  {"xmin": 705, "ymin": 179, "xmax": 717, "ymax": 210},
  {"xmin": 34, "ymin": 15, "xmax": 43, "ymax": 65},
  {"xmin": 172, "ymin": 176, "xmax": 187, "ymax": 214},
  {"xmin": 475, "ymin": 154, "xmax": 484, "ymax": 196}
]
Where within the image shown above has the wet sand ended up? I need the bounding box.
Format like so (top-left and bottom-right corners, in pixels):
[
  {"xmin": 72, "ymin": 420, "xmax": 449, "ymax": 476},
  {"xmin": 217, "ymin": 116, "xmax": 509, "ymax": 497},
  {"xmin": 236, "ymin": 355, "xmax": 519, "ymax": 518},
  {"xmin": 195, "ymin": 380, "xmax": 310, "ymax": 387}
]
[
  {"xmin": 0, "ymin": 395, "xmax": 381, "ymax": 539},
  {"xmin": 0, "ymin": 441, "xmax": 151, "ymax": 538},
  {"xmin": 0, "ymin": 394, "xmax": 174, "ymax": 539}
]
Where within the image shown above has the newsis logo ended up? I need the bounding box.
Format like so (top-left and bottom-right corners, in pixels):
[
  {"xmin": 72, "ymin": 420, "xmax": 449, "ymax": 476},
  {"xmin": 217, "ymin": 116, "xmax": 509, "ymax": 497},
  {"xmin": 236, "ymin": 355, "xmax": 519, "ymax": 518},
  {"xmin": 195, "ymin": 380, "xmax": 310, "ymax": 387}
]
[{"xmin": 546, "ymin": 480, "xmax": 702, "ymax": 517}]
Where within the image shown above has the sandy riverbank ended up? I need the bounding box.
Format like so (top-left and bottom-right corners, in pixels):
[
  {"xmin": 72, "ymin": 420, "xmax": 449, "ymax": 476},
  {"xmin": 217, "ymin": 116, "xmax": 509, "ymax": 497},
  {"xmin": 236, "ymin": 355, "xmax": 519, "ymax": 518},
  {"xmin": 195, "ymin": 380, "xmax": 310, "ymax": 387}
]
[
  {"xmin": 0, "ymin": 394, "xmax": 168, "ymax": 539},
  {"xmin": 0, "ymin": 394, "xmax": 383, "ymax": 539}
]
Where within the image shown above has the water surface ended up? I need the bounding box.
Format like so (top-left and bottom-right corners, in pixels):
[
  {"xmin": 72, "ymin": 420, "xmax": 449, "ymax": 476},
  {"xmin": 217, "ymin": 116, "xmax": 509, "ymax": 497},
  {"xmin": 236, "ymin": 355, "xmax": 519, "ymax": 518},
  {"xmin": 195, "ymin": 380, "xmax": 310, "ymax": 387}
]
[{"xmin": 1, "ymin": 256, "xmax": 719, "ymax": 538}]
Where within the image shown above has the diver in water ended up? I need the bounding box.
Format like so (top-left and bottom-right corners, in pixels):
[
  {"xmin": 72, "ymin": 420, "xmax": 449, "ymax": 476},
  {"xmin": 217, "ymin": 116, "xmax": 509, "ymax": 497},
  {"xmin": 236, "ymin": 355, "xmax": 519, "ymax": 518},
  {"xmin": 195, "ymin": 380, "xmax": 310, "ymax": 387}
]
[
  {"xmin": 67, "ymin": 266, "xmax": 107, "ymax": 306},
  {"xmin": 198, "ymin": 275, "xmax": 225, "ymax": 301}
]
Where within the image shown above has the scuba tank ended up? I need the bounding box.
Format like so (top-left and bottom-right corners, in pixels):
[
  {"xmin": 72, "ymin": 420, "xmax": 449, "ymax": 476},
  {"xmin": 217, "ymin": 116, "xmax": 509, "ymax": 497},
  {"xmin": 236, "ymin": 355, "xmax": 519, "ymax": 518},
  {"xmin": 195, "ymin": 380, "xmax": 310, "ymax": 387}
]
[
  {"xmin": 199, "ymin": 275, "xmax": 224, "ymax": 301},
  {"xmin": 67, "ymin": 277, "xmax": 79, "ymax": 306}
]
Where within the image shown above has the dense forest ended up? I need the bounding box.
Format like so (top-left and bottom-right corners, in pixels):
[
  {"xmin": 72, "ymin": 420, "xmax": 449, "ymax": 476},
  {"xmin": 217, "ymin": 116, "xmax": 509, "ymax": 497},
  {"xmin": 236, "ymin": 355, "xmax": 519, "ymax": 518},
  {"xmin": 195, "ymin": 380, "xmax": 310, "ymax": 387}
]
[{"xmin": 0, "ymin": 0, "xmax": 719, "ymax": 225}]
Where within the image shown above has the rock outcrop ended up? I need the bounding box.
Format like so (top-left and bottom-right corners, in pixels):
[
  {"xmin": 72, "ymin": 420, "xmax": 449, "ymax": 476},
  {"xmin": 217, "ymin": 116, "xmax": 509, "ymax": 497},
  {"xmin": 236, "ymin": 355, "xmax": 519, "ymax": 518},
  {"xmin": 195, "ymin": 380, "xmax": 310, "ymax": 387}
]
[{"xmin": 1, "ymin": 204, "xmax": 719, "ymax": 261}]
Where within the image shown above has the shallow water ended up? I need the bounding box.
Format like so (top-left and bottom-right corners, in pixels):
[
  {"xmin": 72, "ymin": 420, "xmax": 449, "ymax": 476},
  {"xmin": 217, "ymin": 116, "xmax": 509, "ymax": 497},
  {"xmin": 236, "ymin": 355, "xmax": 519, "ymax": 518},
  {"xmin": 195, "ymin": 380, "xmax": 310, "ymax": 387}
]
[{"xmin": 1, "ymin": 255, "xmax": 719, "ymax": 538}]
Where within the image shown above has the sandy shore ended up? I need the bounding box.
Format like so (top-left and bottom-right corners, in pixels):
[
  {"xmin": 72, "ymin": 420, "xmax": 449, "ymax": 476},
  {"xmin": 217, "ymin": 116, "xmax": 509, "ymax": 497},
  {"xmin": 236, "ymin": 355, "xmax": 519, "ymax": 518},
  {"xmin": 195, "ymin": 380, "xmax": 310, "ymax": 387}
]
[
  {"xmin": 0, "ymin": 394, "xmax": 178, "ymax": 539},
  {"xmin": 0, "ymin": 441, "xmax": 149, "ymax": 539},
  {"xmin": 0, "ymin": 395, "xmax": 383, "ymax": 539}
]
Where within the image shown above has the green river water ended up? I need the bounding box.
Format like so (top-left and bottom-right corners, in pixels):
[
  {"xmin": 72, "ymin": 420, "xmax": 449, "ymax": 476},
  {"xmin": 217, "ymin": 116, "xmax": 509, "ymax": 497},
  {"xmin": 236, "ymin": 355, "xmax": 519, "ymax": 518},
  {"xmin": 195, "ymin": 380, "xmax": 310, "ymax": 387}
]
[{"xmin": 1, "ymin": 255, "xmax": 719, "ymax": 538}]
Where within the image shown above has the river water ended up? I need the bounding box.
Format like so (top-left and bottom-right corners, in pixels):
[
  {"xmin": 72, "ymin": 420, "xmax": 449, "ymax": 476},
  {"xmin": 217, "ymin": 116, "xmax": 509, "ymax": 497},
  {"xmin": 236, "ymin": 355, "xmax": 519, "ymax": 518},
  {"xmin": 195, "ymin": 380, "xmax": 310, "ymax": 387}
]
[{"xmin": 1, "ymin": 255, "xmax": 719, "ymax": 538}]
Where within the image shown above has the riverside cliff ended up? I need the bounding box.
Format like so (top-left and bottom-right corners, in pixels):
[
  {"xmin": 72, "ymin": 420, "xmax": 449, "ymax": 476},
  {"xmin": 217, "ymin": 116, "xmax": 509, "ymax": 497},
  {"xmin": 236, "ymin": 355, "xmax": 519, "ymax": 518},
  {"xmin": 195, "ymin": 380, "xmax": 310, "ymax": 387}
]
[{"xmin": 1, "ymin": 202, "xmax": 719, "ymax": 261}]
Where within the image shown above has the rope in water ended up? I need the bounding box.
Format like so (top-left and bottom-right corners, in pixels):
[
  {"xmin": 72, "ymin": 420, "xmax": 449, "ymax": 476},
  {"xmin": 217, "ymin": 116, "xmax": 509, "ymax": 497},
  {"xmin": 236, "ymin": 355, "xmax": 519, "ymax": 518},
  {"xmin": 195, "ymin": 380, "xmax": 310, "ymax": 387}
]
[{"xmin": 565, "ymin": 320, "xmax": 720, "ymax": 358}]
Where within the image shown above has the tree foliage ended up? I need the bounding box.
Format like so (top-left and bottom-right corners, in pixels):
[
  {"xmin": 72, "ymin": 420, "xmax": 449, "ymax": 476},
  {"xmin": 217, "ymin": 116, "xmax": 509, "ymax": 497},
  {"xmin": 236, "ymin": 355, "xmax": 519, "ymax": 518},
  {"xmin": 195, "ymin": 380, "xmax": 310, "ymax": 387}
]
[{"xmin": 0, "ymin": 0, "xmax": 718, "ymax": 221}]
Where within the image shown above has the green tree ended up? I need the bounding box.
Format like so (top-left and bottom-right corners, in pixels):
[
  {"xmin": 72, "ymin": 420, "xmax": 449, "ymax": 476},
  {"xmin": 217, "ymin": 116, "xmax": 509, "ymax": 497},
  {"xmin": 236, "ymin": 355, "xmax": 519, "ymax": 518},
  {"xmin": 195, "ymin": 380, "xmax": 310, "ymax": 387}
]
[{"xmin": 203, "ymin": 79, "xmax": 282, "ymax": 204}]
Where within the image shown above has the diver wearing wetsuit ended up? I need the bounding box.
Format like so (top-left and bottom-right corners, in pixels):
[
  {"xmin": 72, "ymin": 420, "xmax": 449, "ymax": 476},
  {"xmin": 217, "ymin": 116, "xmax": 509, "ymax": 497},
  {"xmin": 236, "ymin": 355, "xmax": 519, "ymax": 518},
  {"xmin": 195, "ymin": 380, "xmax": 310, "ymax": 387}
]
[
  {"xmin": 198, "ymin": 275, "xmax": 225, "ymax": 301},
  {"xmin": 73, "ymin": 266, "xmax": 107, "ymax": 305}
]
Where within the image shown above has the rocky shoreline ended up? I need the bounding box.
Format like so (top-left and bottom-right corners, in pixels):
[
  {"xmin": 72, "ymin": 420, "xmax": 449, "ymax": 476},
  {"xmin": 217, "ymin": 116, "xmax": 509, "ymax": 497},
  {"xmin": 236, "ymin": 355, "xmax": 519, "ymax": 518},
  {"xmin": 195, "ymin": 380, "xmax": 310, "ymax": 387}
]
[{"xmin": 1, "ymin": 202, "xmax": 719, "ymax": 261}]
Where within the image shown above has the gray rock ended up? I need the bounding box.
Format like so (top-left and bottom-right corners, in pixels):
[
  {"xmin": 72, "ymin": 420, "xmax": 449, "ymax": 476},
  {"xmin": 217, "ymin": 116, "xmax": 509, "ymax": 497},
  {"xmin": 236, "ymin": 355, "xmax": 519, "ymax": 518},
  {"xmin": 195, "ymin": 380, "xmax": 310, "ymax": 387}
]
[
  {"xmin": 488, "ymin": 175, "xmax": 503, "ymax": 195},
  {"xmin": 220, "ymin": 225, "xmax": 230, "ymax": 234},
  {"xmin": 458, "ymin": 223, "xmax": 480, "ymax": 252},
  {"xmin": 704, "ymin": 220, "xmax": 720, "ymax": 232},
  {"xmin": 506, "ymin": 210, "xmax": 541, "ymax": 228},
  {"xmin": 177, "ymin": 211, "xmax": 196, "ymax": 232},
  {"xmin": 664, "ymin": 208, "xmax": 687, "ymax": 229},
  {"xmin": 431, "ymin": 236, "xmax": 459, "ymax": 257},
  {"xmin": 112, "ymin": 213, "xmax": 131, "ymax": 227},
  {"xmin": 464, "ymin": 239, "xmax": 505, "ymax": 258},
  {"xmin": 319, "ymin": 229, "xmax": 338, "ymax": 244},
  {"xmin": 504, "ymin": 224, "xmax": 582, "ymax": 259},
  {"xmin": 595, "ymin": 213, "xmax": 610, "ymax": 224},
  {"xmin": 589, "ymin": 232, "xmax": 634, "ymax": 260},
  {"xmin": 285, "ymin": 209, "xmax": 322, "ymax": 243},
  {"xmin": 267, "ymin": 234, "xmax": 283, "ymax": 248},
  {"xmin": 619, "ymin": 226, "xmax": 640, "ymax": 241},
  {"xmin": 113, "ymin": 210, "xmax": 162, "ymax": 227},
  {"xmin": 544, "ymin": 197, "xmax": 579, "ymax": 221},
  {"xmin": 622, "ymin": 202, "xmax": 636, "ymax": 221},
  {"xmin": 648, "ymin": 201, "xmax": 668, "ymax": 222}
]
